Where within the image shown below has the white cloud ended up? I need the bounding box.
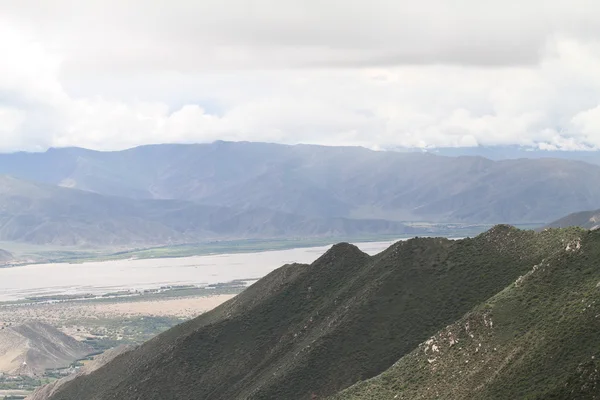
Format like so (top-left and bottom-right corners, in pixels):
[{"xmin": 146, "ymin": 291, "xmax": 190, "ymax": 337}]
[
  {"xmin": 6, "ymin": 0, "xmax": 600, "ymax": 71},
  {"xmin": 0, "ymin": 107, "xmax": 26, "ymax": 147},
  {"xmin": 1, "ymin": 1, "xmax": 600, "ymax": 152}
]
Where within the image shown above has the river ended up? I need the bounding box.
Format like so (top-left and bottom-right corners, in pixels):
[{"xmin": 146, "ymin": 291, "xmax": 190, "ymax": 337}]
[{"xmin": 0, "ymin": 239, "xmax": 404, "ymax": 301}]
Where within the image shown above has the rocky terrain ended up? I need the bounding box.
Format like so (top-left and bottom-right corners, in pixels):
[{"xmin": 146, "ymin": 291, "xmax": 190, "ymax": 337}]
[
  {"xmin": 0, "ymin": 322, "xmax": 93, "ymax": 377},
  {"xmin": 546, "ymin": 208, "xmax": 600, "ymax": 230},
  {"xmin": 334, "ymin": 230, "xmax": 600, "ymax": 399}
]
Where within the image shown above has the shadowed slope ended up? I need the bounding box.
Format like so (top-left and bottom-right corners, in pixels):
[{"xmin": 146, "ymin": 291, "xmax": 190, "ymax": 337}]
[
  {"xmin": 45, "ymin": 226, "xmax": 580, "ymax": 400},
  {"xmin": 334, "ymin": 229, "xmax": 600, "ymax": 399}
]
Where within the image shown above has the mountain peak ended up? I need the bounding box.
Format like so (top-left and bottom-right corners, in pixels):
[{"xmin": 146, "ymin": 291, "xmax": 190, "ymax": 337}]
[{"xmin": 315, "ymin": 242, "xmax": 369, "ymax": 265}]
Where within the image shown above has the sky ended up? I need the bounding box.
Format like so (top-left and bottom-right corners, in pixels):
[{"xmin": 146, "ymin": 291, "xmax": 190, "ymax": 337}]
[{"xmin": 1, "ymin": 0, "xmax": 600, "ymax": 152}]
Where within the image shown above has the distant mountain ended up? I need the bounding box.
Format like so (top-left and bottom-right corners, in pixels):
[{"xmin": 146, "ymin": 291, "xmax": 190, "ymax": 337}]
[
  {"xmin": 40, "ymin": 226, "xmax": 585, "ymax": 400},
  {"xmin": 0, "ymin": 321, "xmax": 93, "ymax": 376},
  {"xmin": 0, "ymin": 175, "xmax": 419, "ymax": 246},
  {"xmin": 335, "ymin": 230, "xmax": 600, "ymax": 399},
  {"xmin": 410, "ymin": 145, "xmax": 600, "ymax": 165},
  {"xmin": 1, "ymin": 142, "xmax": 600, "ymax": 224},
  {"xmin": 0, "ymin": 248, "xmax": 13, "ymax": 263},
  {"xmin": 545, "ymin": 208, "xmax": 600, "ymax": 230}
]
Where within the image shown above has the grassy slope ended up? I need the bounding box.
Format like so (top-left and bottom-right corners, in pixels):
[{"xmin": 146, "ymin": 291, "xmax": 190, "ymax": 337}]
[
  {"xmin": 46, "ymin": 226, "xmax": 581, "ymax": 400},
  {"xmin": 334, "ymin": 228, "xmax": 600, "ymax": 400}
]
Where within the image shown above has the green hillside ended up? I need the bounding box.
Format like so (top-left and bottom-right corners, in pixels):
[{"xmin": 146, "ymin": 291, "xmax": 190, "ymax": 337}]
[
  {"xmin": 334, "ymin": 229, "xmax": 600, "ymax": 399},
  {"xmin": 43, "ymin": 226, "xmax": 582, "ymax": 400}
]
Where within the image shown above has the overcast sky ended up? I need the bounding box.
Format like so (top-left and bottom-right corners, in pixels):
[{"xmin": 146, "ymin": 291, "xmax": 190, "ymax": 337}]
[{"xmin": 1, "ymin": 0, "xmax": 600, "ymax": 152}]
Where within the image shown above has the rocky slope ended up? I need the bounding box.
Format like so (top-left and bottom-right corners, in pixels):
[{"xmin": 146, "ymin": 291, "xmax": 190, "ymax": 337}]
[
  {"xmin": 40, "ymin": 226, "xmax": 582, "ymax": 400},
  {"xmin": 0, "ymin": 322, "xmax": 93, "ymax": 376},
  {"xmin": 545, "ymin": 208, "xmax": 600, "ymax": 230},
  {"xmin": 26, "ymin": 345, "xmax": 135, "ymax": 400},
  {"xmin": 334, "ymin": 229, "xmax": 600, "ymax": 399}
]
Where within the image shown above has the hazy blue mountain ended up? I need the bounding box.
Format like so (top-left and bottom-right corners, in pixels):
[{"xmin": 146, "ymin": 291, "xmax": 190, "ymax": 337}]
[
  {"xmin": 545, "ymin": 208, "xmax": 600, "ymax": 230},
  {"xmin": 0, "ymin": 248, "xmax": 13, "ymax": 263},
  {"xmin": 397, "ymin": 145, "xmax": 600, "ymax": 165},
  {"xmin": 0, "ymin": 175, "xmax": 419, "ymax": 246},
  {"xmin": 2, "ymin": 142, "xmax": 600, "ymax": 224}
]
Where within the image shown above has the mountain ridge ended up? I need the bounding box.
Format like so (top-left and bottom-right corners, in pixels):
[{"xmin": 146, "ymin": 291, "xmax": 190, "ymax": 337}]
[
  {"xmin": 545, "ymin": 208, "xmax": 600, "ymax": 230},
  {"xmin": 333, "ymin": 228, "xmax": 600, "ymax": 399},
  {"xmin": 0, "ymin": 175, "xmax": 421, "ymax": 246},
  {"xmin": 2, "ymin": 142, "xmax": 600, "ymax": 224},
  {"xmin": 41, "ymin": 226, "xmax": 584, "ymax": 400}
]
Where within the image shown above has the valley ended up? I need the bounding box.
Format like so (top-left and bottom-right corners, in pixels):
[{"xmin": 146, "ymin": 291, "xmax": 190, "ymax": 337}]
[
  {"xmin": 0, "ymin": 222, "xmax": 490, "ymax": 266},
  {"xmin": 0, "ymin": 143, "xmax": 598, "ymax": 400},
  {"xmin": 0, "ymin": 238, "xmax": 402, "ymax": 301},
  {"xmin": 0, "ymin": 239, "xmax": 400, "ymax": 398}
]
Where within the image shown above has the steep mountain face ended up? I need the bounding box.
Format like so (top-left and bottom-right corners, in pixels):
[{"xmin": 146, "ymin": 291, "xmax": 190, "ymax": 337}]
[
  {"xmin": 1, "ymin": 142, "xmax": 600, "ymax": 223},
  {"xmin": 0, "ymin": 322, "xmax": 93, "ymax": 376},
  {"xmin": 0, "ymin": 175, "xmax": 418, "ymax": 246},
  {"xmin": 546, "ymin": 208, "xmax": 600, "ymax": 230},
  {"xmin": 334, "ymin": 229, "xmax": 600, "ymax": 400},
  {"xmin": 42, "ymin": 226, "xmax": 582, "ymax": 400}
]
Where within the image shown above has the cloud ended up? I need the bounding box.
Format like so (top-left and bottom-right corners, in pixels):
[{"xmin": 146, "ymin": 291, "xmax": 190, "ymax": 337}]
[
  {"xmin": 1, "ymin": 2, "xmax": 600, "ymax": 152},
  {"xmin": 5, "ymin": 0, "xmax": 600, "ymax": 72}
]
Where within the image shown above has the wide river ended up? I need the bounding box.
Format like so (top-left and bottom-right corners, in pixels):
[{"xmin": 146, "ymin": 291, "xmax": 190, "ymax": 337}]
[{"xmin": 0, "ymin": 239, "xmax": 404, "ymax": 302}]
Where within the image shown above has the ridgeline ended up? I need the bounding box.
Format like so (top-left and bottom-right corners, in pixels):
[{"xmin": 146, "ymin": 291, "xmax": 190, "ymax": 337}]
[{"xmin": 40, "ymin": 225, "xmax": 596, "ymax": 400}]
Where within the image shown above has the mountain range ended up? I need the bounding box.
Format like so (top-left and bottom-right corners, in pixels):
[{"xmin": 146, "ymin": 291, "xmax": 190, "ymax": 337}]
[
  {"xmin": 2, "ymin": 142, "xmax": 600, "ymax": 227},
  {"xmin": 412, "ymin": 145, "xmax": 600, "ymax": 165},
  {"xmin": 0, "ymin": 175, "xmax": 420, "ymax": 247},
  {"xmin": 38, "ymin": 225, "xmax": 600, "ymax": 400}
]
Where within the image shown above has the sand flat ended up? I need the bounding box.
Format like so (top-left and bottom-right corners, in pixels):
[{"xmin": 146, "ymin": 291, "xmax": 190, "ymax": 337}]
[{"xmin": 86, "ymin": 294, "xmax": 236, "ymax": 318}]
